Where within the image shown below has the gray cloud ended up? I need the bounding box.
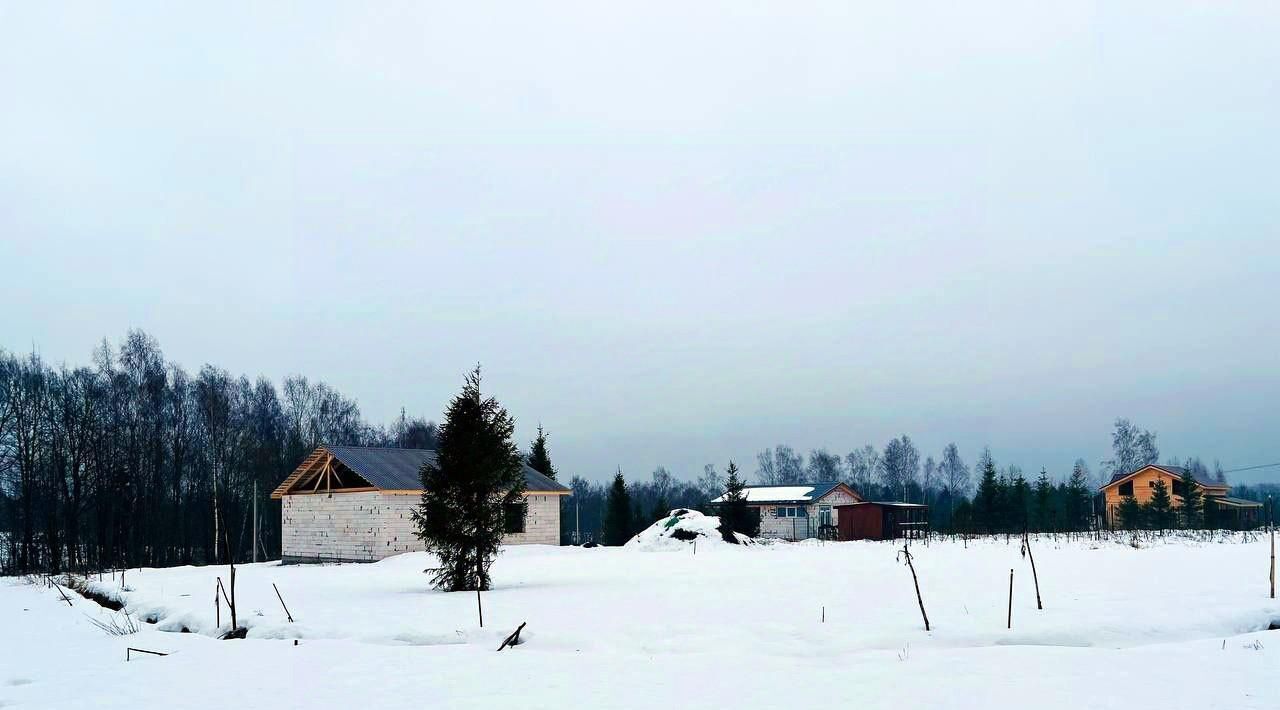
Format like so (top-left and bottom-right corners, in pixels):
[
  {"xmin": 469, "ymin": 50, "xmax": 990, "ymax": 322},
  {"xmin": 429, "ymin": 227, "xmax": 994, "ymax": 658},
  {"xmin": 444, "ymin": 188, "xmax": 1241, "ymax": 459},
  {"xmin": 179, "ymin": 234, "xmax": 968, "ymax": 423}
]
[{"xmin": 3, "ymin": 2, "xmax": 1278, "ymax": 483}]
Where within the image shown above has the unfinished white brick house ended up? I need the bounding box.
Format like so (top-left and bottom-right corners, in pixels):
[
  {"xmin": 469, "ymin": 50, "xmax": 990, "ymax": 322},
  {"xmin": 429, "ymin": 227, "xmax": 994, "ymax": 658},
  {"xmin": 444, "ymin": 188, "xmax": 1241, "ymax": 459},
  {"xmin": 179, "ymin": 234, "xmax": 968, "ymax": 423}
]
[{"xmin": 271, "ymin": 445, "xmax": 570, "ymax": 563}]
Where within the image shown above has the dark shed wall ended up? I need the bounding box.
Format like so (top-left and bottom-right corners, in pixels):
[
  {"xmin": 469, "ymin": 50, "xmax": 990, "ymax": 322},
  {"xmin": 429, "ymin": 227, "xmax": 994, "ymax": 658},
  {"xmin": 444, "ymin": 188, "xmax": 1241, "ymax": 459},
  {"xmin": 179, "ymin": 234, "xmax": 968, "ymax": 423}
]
[{"xmin": 836, "ymin": 504, "xmax": 883, "ymax": 540}]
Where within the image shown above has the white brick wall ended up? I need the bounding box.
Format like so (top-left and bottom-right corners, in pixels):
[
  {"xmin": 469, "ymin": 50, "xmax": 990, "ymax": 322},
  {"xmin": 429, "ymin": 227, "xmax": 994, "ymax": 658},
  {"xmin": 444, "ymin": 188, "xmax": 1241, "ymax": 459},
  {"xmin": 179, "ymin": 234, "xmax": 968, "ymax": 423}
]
[
  {"xmin": 282, "ymin": 490, "xmax": 564, "ymax": 563},
  {"xmin": 754, "ymin": 488, "xmax": 859, "ymax": 540},
  {"xmin": 503, "ymin": 494, "xmax": 561, "ymax": 546}
]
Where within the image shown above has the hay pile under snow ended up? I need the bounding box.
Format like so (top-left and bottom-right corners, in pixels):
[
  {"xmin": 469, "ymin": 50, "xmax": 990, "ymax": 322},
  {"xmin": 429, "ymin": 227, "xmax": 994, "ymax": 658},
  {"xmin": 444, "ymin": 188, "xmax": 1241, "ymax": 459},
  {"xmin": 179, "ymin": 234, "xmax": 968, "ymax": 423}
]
[{"xmin": 625, "ymin": 509, "xmax": 753, "ymax": 550}]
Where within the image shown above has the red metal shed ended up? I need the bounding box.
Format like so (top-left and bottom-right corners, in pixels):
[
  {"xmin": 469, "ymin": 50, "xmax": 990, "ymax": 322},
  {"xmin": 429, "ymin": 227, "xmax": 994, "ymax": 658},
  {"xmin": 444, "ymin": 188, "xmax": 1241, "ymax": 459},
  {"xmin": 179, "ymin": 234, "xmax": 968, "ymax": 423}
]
[{"xmin": 835, "ymin": 502, "xmax": 929, "ymax": 541}]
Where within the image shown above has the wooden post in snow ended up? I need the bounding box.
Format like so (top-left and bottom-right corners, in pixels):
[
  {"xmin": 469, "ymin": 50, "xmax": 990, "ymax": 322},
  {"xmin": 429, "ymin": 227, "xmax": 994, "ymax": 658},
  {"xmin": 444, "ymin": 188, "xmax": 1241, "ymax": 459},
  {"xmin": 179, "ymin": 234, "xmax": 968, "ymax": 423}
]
[
  {"xmin": 898, "ymin": 545, "xmax": 930, "ymax": 632},
  {"xmin": 497, "ymin": 622, "xmax": 526, "ymax": 651},
  {"xmin": 273, "ymin": 583, "xmax": 294, "ymax": 622},
  {"xmin": 1007, "ymin": 568, "xmax": 1014, "ymax": 630},
  {"xmin": 215, "ymin": 577, "xmax": 221, "ymax": 628},
  {"xmin": 476, "ymin": 555, "xmax": 484, "ymax": 628},
  {"xmin": 51, "ymin": 580, "xmax": 73, "ymax": 608},
  {"xmin": 1022, "ymin": 531, "xmax": 1043, "ymax": 610}
]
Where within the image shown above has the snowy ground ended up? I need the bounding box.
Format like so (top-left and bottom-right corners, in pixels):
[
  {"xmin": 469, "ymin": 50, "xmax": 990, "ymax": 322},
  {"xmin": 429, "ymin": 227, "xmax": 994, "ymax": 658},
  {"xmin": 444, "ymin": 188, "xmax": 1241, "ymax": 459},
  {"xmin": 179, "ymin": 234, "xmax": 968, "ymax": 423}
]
[{"xmin": 3, "ymin": 533, "xmax": 1278, "ymax": 709}]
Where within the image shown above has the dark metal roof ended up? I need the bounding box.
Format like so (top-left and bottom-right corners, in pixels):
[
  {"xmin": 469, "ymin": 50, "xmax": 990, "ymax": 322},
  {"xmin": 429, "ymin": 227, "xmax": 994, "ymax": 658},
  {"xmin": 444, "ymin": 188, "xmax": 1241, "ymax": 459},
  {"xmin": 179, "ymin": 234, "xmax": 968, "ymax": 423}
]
[
  {"xmin": 324, "ymin": 445, "xmax": 570, "ymax": 493},
  {"xmin": 1212, "ymin": 496, "xmax": 1263, "ymax": 508},
  {"xmin": 1106, "ymin": 464, "xmax": 1221, "ymax": 488},
  {"xmin": 831, "ymin": 501, "xmax": 928, "ymax": 509}
]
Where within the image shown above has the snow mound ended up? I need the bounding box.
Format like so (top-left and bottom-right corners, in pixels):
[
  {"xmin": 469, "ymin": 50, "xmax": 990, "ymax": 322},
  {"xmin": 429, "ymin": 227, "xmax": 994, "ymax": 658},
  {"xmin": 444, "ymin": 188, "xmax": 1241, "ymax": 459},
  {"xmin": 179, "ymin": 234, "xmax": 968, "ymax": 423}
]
[{"xmin": 625, "ymin": 509, "xmax": 753, "ymax": 550}]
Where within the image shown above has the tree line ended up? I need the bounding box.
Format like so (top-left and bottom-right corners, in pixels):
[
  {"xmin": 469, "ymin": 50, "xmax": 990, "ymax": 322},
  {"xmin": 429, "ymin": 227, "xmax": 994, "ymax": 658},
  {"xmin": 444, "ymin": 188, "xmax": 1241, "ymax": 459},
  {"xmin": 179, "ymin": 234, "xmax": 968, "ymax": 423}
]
[
  {"xmin": 0, "ymin": 330, "xmax": 439, "ymax": 574},
  {"xmin": 562, "ymin": 417, "xmax": 1251, "ymax": 544},
  {"xmin": 4, "ymin": 329, "xmax": 1262, "ymax": 566}
]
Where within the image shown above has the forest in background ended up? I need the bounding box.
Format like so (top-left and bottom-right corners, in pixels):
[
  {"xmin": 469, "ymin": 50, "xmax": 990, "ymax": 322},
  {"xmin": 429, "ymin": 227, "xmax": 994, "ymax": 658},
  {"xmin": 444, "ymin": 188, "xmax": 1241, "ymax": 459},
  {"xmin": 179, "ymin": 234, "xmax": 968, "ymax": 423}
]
[
  {"xmin": 2, "ymin": 330, "xmax": 1275, "ymax": 570},
  {"xmin": 561, "ymin": 423, "xmax": 1277, "ymax": 545},
  {"xmin": 0, "ymin": 330, "xmax": 438, "ymax": 574}
]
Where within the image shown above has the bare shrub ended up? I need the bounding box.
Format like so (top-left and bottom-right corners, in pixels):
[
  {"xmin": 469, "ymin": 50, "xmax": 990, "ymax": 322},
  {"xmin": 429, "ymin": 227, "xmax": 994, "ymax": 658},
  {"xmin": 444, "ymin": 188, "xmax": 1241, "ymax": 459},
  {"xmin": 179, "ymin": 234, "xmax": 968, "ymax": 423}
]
[{"xmin": 87, "ymin": 611, "xmax": 141, "ymax": 636}]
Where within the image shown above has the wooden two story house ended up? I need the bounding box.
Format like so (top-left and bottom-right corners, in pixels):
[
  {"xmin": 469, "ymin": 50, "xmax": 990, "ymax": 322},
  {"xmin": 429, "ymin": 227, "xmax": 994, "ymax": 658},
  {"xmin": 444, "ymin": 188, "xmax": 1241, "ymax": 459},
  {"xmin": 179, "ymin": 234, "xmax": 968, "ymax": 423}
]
[{"xmin": 1098, "ymin": 464, "xmax": 1262, "ymax": 529}]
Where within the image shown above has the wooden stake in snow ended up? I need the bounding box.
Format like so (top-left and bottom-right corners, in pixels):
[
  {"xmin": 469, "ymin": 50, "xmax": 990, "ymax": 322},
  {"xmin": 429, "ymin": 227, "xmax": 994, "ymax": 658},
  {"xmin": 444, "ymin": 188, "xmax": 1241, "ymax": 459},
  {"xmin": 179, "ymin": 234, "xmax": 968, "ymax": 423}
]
[
  {"xmin": 215, "ymin": 577, "xmax": 222, "ymax": 628},
  {"xmin": 497, "ymin": 622, "xmax": 526, "ymax": 651},
  {"xmin": 1021, "ymin": 531, "xmax": 1043, "ymax": 610},
  {"xmin": 51, "ymin": 580, "xmax": 73, "ymax": 608},
  {"xmin": 126, "ymin": 648, "xmax": 168, "ymax": 662},
  {"xmin": 476, "ymin": 556, "xmax": 484, "ymax": 628},
  {"xmin": 897, "ymin": 545, "xmax": 930, "ymax": 632},
  {"xmin": 1270, "ymin": 524, "xmax": 1275, "ymax": 600},
  {"xmin": 1007, "ymin": 568, "xmax": 1014, "ymax": 630},
  {"xmin": 273, "ymin": 583, "xmax": 294, "ymax": 623}
]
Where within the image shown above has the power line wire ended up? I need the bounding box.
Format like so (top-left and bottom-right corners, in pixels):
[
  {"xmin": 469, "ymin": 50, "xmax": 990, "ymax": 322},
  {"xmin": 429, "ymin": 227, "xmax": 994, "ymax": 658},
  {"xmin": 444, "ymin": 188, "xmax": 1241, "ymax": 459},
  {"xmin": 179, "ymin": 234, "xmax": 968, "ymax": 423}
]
[{"xmin": 1221, "ymin": 462, "xmax": 1280, "ymax": 474}]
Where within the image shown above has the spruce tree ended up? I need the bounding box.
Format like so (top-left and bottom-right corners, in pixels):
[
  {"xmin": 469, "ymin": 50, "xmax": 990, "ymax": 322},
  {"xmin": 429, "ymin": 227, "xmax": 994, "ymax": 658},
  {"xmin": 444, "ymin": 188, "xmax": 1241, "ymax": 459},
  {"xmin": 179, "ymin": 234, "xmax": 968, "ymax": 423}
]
[
  {"xmin": 602, "ymin": 470, "xmax": 633, "ymax": 546},
  {"xmin": 993, "ymin": 474, "xmax": 1011, "ymax": 534},
  {"xmin": 975, "ymin": 458, "xmax": 1000, "ymax": 534},
  {"xmin": 1118, "ymin": 495, "xmax": 1144, "ymax": 529},
  {"xmin": 1010, "ymin": 471, "xmax": 1031, "ymax": 532},
  {"xmin": 1034, "ymin": 468, "xmax": 1052, "ymax": 532},
  {"xmin": 952, "ymin": 498, "xmax": 975, "ymax": 533},
  {"xmin": 527, "ymin": 424, "xmax": 556, "ymax": 480},
  {"xmin": 1180, "ymin": 469, "xmax": 1203, "ymax": 529},
  {"xmin": 411, "ymin": 366, "xmax": 526, "ymax": 592},
  {"xmin": 1147, "ymin": 478, "xmax": 1174, "ymax": 531},
  {"xmin": 1065, "ymin": 462, "xmax": 1092, "ymax": 532},
  {"xmin": 718, "ymin": 461, "xmax": 758, "ymax": 540}
]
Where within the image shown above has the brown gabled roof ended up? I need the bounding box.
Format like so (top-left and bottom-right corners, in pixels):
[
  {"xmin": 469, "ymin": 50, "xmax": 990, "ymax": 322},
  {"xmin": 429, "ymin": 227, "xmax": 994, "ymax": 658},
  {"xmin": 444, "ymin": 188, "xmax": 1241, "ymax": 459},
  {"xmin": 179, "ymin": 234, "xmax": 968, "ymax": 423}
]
[{"xmin": 1100, "ymin": 464, "xmax": 1228, "ymax": 493}]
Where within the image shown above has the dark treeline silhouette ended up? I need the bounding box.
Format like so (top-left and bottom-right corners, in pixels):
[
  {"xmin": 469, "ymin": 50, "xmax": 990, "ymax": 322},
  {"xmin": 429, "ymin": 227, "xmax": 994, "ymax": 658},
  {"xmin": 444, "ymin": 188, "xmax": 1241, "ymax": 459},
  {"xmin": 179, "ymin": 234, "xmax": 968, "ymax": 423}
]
[
  {"xmin": 0, "ymin": 330, "xmax": 437, "ymax": 574},
  {"xmin": 6, "ymin": 336, "xmax": 1264, "ymax": 562},
  {"xmin": 565, "ymin": 418, "xmax": 1261, "ymax": 544},
  {"xmin": 563, "ymin": 465, "xmax": 723, "ymax": 545}
]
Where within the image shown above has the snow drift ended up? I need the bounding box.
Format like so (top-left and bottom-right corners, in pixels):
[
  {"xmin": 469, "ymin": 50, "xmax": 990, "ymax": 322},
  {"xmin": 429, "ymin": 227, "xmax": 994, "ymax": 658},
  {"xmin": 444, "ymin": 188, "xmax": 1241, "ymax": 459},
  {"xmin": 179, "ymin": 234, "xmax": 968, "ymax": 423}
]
[{"xmin": 625, "ymin": 509, "xmax": 753, "ymax": 550}]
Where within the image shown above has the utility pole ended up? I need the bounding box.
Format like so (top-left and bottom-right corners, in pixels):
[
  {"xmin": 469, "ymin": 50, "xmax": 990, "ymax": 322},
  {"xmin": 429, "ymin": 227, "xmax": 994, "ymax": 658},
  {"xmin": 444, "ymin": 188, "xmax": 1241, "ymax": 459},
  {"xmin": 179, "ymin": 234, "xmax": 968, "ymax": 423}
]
[
  {"xmin": 575, "ymin": 498, "xmax": 580, "ymax": 545},
  {"xmin": 253, "ymin": 482, "xmax": 258, "ymax": 564}
]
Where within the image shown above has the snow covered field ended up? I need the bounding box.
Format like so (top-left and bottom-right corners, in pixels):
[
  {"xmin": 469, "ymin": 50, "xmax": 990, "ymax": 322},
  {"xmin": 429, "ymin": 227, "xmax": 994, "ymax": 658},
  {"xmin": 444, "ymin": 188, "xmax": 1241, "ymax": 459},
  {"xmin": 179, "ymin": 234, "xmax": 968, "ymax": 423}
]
[{"xmin": 4, "ymin": 533, "xmax": 1278, "ymax": 709}]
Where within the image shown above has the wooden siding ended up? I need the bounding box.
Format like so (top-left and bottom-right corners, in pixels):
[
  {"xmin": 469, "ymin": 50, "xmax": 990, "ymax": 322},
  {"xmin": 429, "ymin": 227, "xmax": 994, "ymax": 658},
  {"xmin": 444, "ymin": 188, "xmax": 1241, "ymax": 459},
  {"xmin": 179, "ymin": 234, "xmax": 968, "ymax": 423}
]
[
  {"xmin": 840, "ymin": 504, "xmax": 884, "ymax": 540},
  {"xmin": 1100, "ymin": 465, "xmax": 1225, "ymax": 528},
  {"xmin": 282, "ymin": 491, "xmax": 562, "ymax": 563}
]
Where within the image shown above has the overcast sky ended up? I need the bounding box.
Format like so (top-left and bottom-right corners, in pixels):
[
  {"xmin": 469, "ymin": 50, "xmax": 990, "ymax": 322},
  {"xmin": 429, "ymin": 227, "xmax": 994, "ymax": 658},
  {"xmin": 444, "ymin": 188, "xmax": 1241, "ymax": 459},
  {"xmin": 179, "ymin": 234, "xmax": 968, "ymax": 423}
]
[{"xmin": 2, "ymin": 3, "xmax": 1278, "ymax": 485}]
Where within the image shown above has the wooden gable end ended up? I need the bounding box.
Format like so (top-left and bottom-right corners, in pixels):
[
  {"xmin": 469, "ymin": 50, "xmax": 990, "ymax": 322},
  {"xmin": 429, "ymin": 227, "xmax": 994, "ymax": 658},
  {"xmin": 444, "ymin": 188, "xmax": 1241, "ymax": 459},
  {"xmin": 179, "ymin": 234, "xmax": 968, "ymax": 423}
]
[
  {"xmin": 270, "ymin": 447, "xmax": 377, "ymax": 499},
  {"xmin": 815, "ymin": 482, "xmax": 863, "ymax": 505}
]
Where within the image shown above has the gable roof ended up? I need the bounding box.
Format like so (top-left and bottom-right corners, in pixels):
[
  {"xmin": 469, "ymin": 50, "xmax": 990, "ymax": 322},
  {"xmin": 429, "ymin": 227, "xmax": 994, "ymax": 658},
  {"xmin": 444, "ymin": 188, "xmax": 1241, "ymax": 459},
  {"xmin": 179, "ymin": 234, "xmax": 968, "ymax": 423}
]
[
  {"xmin": 272, "ymin": 445, "xmax": 570, "ymax": 499},
  {"xmin": 708, "ymin": 481, "xmax": 859, "ymax": 505},
  {"xmin": 1211, "ymin": 496, "xmax": 1263, "ymax": 509},
  {"xmin": 1102, "ymin": 464, "xmax": 1226, "ymax": 492}
]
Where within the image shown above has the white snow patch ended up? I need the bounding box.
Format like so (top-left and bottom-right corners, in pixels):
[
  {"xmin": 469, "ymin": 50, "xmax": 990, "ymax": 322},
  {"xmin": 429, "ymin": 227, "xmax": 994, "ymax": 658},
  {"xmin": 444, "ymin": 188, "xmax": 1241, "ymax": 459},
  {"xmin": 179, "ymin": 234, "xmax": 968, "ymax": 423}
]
[
  {"xmin": 710, "ymin": 485, "xmax": 818, "ymax": 503},
  {"xmin": 625, "ymin": 509, "xmax": 752, "ymax": 550},
  {"xmin": 5, "ymin": 534, "xmax": 1279, "ymax": 710}
]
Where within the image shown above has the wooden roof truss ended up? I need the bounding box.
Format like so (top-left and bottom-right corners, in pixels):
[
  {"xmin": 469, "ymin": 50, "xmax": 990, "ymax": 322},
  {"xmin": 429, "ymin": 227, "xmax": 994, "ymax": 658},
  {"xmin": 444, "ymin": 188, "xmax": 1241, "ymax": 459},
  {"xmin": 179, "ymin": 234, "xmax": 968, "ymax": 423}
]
[{"xmin": 272, "ymin": 447, "xmax": 375, "ymax": 499}]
